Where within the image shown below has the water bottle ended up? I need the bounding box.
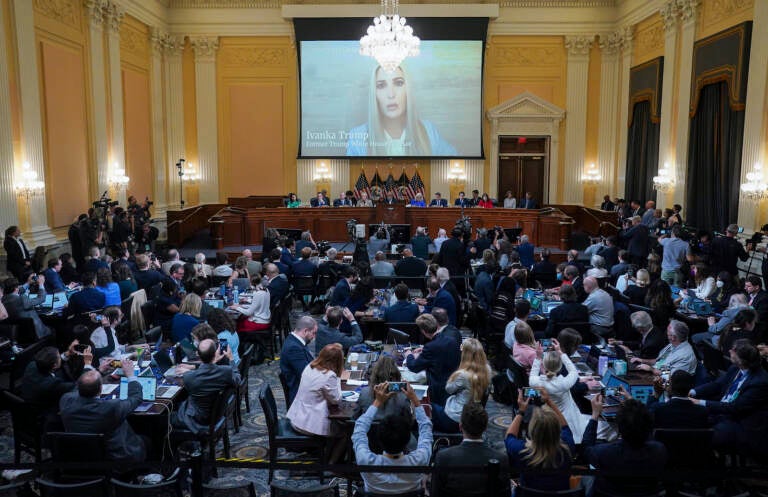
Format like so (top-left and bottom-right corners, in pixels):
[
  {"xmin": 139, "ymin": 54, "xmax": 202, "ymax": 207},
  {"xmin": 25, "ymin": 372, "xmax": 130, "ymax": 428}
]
[
  {"xmin": 233, "ymin": 288, "xmax": 239, "ymax": 305},
  {"xmin": 133, "ymin": 362, "xmax": 141, "ymax": 377},
  {"xmin": 220, "ymin": 283, "xmax": 226, "ymax": 298},
  {"xmin": 598, "ymin": 355, "xmax": 609, "ymax": 376}
]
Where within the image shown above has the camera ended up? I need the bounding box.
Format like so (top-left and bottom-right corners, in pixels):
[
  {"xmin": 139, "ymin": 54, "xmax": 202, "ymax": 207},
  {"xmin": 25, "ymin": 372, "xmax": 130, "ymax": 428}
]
[
  {"xmin": 387, "ymin": 381, "xmax": 407, "ymax": 393},
  {"xmin": 540, "ymin": 339, "xmax": 553, "ymax": 351},
  {"xmin": 316, "ymin": 241, "xmax": 331, "ymax": 257},
  {"xmin": 601, "ymin": 387, "xmax": 618, "ymax": 398}
]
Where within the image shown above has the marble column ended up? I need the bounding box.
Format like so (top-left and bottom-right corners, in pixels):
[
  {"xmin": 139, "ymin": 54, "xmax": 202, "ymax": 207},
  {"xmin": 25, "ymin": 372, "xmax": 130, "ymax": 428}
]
[
  {"xmin": 0, "ymin": 1, "xmax": 18, "ymax": 229},
  {"xmin": 563, "ymin": 35, "xmax": 593, "ymax": 205},
  {"xmin": 84, "ymin": 0, "xmax": 110, "ymax": 196},
  {"xmin": 190, "ymin": 36, "xmax": 220, "ymax": 204},
  {"xmin": 597, "ymin": 31, "xmax": 622, "ymax": 201},
  {"xmin": 10, "ymin": 0, "xmax": 55, "ymax": 246},
  {"xmin": 672, "ymin": 0, "xmax": 698, "ymax": 208},
  {"xmin": 655, "ymin": 1, "xmax": 679, "ymax": 209},
  {"xmin": 430, "ymin": 160, "xmax": 451, "ymax": 202},
  {"xmin": 164, "ymin": 36, "xmax": 185, "ymax": 209},
  {"xmin": 616, "ymin": 25, "xmax": 634, "ymax": 199},
  {"xmin": 465, "ymin": 159, "xmax": 484, "ymax": 197},
  {"xmin": 149, "ymin": 28, "xmax": 167, "ymax": 219},
  {"xmin": 737, "ymin": 0, "xmax": 768, "ymax": 230},
  {"xmin": 105, "ymin": 1, "xmax": 126, "ymax": 205}
]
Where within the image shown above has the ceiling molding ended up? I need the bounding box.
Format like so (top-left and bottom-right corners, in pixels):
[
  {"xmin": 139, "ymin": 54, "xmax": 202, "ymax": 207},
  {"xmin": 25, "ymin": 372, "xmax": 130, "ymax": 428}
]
[
  {"xmin": 281, "ymin": 3, "xmax": 500, "ymax": 19},
  {"xmin": 499, "ymin": 0, "xmax": 615, "ymax": 6},
  {"xmin": 120, "ymin": 0, "xmax": 169, "ymax": 30}
]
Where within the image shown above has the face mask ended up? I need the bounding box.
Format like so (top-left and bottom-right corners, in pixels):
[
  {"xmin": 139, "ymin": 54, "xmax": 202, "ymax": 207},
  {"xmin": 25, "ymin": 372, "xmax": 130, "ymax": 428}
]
[{"xmin": 716, "ymin": 280, "xmax": 724, "ymax": 288}]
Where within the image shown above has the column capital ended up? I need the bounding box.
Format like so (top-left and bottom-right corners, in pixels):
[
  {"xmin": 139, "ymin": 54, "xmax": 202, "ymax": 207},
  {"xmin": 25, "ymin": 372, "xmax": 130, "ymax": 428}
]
[
  {"xmin": 190, "ymin": 36, "xmax": 220, "ymax": 61},
  {"xmin": 676, "ymin": 0, "xmax": 699, "ymax": 24},
  {"xmin": 598, "ymin": 31, "xmax": 623, "ymax": 56},
  {"xmin": 660, "ymin": 1, "xmax": 679, "ymax": 32},
  {"xmin": 104, "ymin": 1, "xmax": 124, "ymax": 34},
  {"xmin": 149, "ymin": 27, "xmax": 166, "ymax": 55},
  {"xmin": 163, "ymin": 35, "xmax": 185, "ymax": 56},
  {"xmin": 565, "ymin": 35, "xmax": 593, "ymax": 57},
  {"xmin": 83, "ymin": 0, "xmax": 106, "ymax": 26},
  {"xmin": 619, "ymin": 25, "xmax": 634, "ymax": 54}
]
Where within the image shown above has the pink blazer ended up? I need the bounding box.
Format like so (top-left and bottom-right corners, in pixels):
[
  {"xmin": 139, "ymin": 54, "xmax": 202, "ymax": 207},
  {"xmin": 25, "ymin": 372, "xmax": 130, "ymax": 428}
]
[{"xmin": 286, "ymin": 365, "xmax": 341, "ymax": 436}]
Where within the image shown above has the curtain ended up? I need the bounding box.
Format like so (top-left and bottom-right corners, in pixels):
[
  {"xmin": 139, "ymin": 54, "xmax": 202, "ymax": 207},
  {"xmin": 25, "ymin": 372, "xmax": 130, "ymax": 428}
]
[
  {"xmin": 685, "ymin": 81, "xmax": 745, "ymax": 231},
  {"xmin": 624, "ymin": 101, "xmax": 659, "ymax": 205}
]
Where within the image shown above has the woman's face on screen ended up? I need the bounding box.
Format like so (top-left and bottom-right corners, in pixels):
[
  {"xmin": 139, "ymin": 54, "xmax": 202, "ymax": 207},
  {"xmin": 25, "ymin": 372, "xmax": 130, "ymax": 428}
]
[{"xmin": 375, "ymin": 67, "xmax": 407, "ymax": 120}]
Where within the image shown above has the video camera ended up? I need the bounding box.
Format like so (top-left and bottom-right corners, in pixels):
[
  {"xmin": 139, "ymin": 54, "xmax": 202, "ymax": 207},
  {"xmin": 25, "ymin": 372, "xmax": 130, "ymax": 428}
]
[{"xmin": 316, "ymin": 240, "xmax": 332, "ymax": 257}]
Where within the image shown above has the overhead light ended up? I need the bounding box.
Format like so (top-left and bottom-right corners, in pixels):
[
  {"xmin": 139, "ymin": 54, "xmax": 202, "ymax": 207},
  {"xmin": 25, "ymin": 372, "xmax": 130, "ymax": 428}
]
[
  {"xmin": 740, "ymin": 162, "xmax": 767, "ymax": 201},
  {"xmin": 652, "ymin": 162, "xmax": 675, "ymax": 192},
  {"xmin": 359, "ymin": 0, "xmax": 420, "ymax": 73}
]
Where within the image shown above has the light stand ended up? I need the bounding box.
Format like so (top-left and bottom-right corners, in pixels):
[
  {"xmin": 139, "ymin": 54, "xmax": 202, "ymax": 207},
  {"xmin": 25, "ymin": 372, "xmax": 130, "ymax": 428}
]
[{"xmin": 176, "ymin": 159, "xmax": 186, "ymax": 208}]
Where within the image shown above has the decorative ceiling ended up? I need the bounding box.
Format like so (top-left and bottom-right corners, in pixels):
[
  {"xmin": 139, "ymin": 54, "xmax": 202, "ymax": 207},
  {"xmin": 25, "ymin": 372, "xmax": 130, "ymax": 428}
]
[{"xmin": 167, "ymin": 0, "xmax": 618, "ymax": 8}]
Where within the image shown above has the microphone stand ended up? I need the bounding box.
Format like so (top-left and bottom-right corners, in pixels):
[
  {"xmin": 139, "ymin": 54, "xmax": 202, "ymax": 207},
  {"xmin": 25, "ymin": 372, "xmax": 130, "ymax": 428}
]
[{"xmin": 176, "ymin": 159, "xmax": 186, "ymax": 208}]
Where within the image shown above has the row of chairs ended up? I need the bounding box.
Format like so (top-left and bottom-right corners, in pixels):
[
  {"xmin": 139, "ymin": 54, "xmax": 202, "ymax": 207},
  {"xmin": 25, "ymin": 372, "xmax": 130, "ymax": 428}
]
[{"xmin": 6, "ymin": 477, "xmax": 258, "ymax": 497}]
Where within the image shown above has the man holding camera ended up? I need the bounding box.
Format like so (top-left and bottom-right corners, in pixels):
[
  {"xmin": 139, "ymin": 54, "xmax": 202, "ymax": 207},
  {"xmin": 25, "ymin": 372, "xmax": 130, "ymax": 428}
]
[
  {"xmin": 746, "ymin": 224, "xmax": 768, "ymax": 289},
  {"xmin": 711, "ymin": 224, "xmax": 749, "ymax": 276}
]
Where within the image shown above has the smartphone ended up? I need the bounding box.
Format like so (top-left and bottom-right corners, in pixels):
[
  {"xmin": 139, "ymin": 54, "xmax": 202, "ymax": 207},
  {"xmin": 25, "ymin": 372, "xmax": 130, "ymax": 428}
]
[
  {"xmin": 31, "ymin": 274, "xmax": 38, "ymax": 282},
  {"xmin": 523, "ymin": 387, "xmax": 540, "ymax": 399},
  {"xmin": 219, "ymin": 338, "xmax": 228, "ymax": 352},
  {"xmin": 74, "ymin": 344, "xmax": 88, "ymax": 353},
  {"xmin": 540, "ymin": 339, "xmax": 552, "ymax": 351},
  {"xmin": 604, "ymin": 387, "xmax": 617, "ymax": 397},
  {"xmin": 387, "ymin": 381, "xmax": 407, "ymax": 393},
  {"xmin": 95, "ymin": 314, "xmax": 105, "ymax": 322}
]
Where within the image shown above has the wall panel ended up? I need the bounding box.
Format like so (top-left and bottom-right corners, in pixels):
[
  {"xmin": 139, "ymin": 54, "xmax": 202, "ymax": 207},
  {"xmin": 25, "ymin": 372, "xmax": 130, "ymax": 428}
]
[
  {"xmin": 697, "ymin": 0, "xmax": 754, "ymax": 41},
  {"xmin": 39, "ymin": 41, "xmax": 89, "ymax": 228},
  {"xmin": 633, "ymin": 12, "xmax": 664, "ymax": 66},
  {"xmin": 122, "ymin": 68, "xmax": 152, "ymax": 200}
]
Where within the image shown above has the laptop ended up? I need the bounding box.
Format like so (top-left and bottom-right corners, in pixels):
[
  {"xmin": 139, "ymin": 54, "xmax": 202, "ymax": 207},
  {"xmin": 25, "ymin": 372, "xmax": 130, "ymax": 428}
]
[
  {"xmin": 35, "ymin": 294, "xmax": 54, "ymax": 310},
  {"xmin": 542, "ymin": 301, "xmax": 563, "ymax": 316},
  {"xmin": 52, "ymin": 292, "xmax": 68, "ymax": 310},
  {"xmin": 119, "ymin": 376, "xmax": 156, "ymax": 401},
  {"xmin": 529, "ymin": 295, "xmax": 543, "ymax": 312},
  {"xmin": 629, "ymin": 385, "xmax": 655, "ymax": 405},
  {"xmin": 204, "ymin": 299, "xmax": 225, "ymax": 309}
]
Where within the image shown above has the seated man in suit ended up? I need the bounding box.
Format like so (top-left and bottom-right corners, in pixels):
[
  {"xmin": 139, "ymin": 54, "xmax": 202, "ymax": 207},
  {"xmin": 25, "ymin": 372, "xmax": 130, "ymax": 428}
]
[
  {"xmin": 417, "ymin": 277, "xmax": 457, "ymax": 327},
  {"xmin": 279, "ymin": 316, "xmax": 318, "ymax": 406},
  {"xmin": 631, "ymin": 320, "xmax": 697, "ymax": 375},
  {"xmin": 584, "ymin": 396, "xmax": 668, "ymax": 497},
  {"xmin": 384, "ymin": 283, "xmax": 419, "ymax": 323},
  {"xmin": 310, "ymin": 192, "xmax": 329, "ymax": 207},
  {"xmin": 395, "ymin": 248, "xmax": 428, "ymax": 277},
  {"xmin": 520, "ymin": 192, "xmax": 538, "ymax": 209},
  {"xmin": 648, "ymin": 370, "xmax": 708, "ymax": 429},
  {"xmin": 370, "ymin": 252, "xmax": 395, "ymax": 277},
  {"xmin": 2, "ymin": 275, "xmax": 52, "ymax": 338},
  {"xmin": 133, "ymin": 253, "xmax": 166, "ymax": 291},
  {"xmin": 318, "ymin": 247, "xmax": 346, "ymax": 280},
  {"xmin": 264, "ymin": 263, "xmax": 289, "ymax": 308},
  {"xmin": 67, "ymin": 272, "xmax": 107, "ymax": 316},
  {"xmin": 59, "ymin": 360, "xmax": 147, "ymax": 463},
  {"xmin": 432, "ymin": 307, "xmax": 462, "ymax": 345},
  {"xmin": 405, "ymin": 314, "xmax": 461, "ymax": 406},
  {"xmin": 453, "ymin": 191, "xmax": 470, "ymax": 208},
  {"xmin": 292, "ymin": 247, "xmax": 318, "ymax": 280},
  {"xmin": 330, "ymin": 266, "xmax": 358, "ymax": 307},
  {"xmin": 744, "ymin": 276, "xmax": 768, "ymax": 338},
  {"xmin": 42, "ymin": 258, "xmax": 76, "ymax": 293},
  {"xmin": 610, "ymin": 310, "xmax": 667, "ymax": 359},
  {"xmin": 429, "ymin": 192, "xmax": 448, "ymax": 207},
  {"xmin": 172, "ymin": 339, "xmax": 241, "ymax": 434},
  {"xmin": 268, "ymin": 248, "xmax": 291, "ymax": 277},
  {"xmin": 690, "ymin": 339, "xmax": 768, "ymax": 457},
  {"xmin": 314, "ymin": 306, "xmax": 363, "ymax": 354},
  {"xmin": 433, "ymin": 403, "xmax": 510, "ymax": 497},
  {"xmin": 544, "ymin": 284, "xmax": 589, "ymax": 337}
]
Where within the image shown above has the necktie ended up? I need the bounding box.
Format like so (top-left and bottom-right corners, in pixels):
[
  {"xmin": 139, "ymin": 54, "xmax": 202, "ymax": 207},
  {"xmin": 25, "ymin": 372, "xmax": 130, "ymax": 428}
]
[{"xmin": 723, "ymin": 371, "xmax": 745, "ymax": 402}]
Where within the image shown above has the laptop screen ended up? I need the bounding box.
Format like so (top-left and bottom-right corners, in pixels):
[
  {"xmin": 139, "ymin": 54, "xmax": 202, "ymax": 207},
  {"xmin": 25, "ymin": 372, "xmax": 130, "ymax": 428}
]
[
  {"xmin": 40, "ymin": 294, "xmax": 54, "ymax": 308},
  {"xmin": 603, "ymin": 369, "xmax": 630, "ymax": 391},
  {"xmin": 630, "ymin": 385, "xmax": 655, "ymax": 405},
  {"xmin": 529, "ymin": 296, "xmax": 542, "ymax": 311},
  {"xmin": 119, "ymin": 377, "xmax": 156, "ymax": 401},
  {"xmin": 205, "ymin": 299, "xmax": 225, "ymax": 309},
  {"xmin": 52, "ymin": 292, "xmax": 68, "ymax": 310}
]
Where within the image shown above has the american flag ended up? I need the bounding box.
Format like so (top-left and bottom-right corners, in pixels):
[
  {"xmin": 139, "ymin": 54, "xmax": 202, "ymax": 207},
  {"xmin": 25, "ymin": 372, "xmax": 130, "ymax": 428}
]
[
  {"xmin": 384, "ymin": 172, "xmax": 397, "ymax": 198},
  {"xmin": 371, "ymin": 170, "xmax": 384, "ymax": 188},
  {"xmin": 408, "ymin": 169, "xmax": 425, "ymax": 199},
  {"xmin": 353, "ymin": 170, "xmax": 371, "ymax": 199},
  {"xmin": 396, "ymin": 169, "xmax": 410, "ymax": 200}
]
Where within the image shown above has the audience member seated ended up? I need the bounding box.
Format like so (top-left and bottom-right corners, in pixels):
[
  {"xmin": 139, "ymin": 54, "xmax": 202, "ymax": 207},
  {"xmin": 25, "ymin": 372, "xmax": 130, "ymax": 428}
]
[
  {"xmin": 353, "ymin": 382, "xmax": 432, "ymax": 495},
  {"xmin": 586, "ymin": 254, "xmax": 609, "ymax": 279},
  {"xmin": 314, "ymin": 306, "xmax": 363, "ymax": 354},
  {"xmin": 648, "ymin": 370, "xmax": 708, "ymax": 429},
  {"xmin": 709, "ymin": 271, "xmax": 739, "ymax": 313},
  {"xmin": 505, "ymin": 388, "xmax": 575, "ymax": 492},
  {"xmin": 564, "ymin": 265, "xmax": 586, "ymax": 302},
  {"xmin": 473, "ymin": 251, "xmax": 495, "ymax": 311},
  {"xmin": 610, "ymin": 310, "xmax": 667, "ymax": 360},
  {"xmin": 286, "ymin": 343, "xmax": 344, "ymax": 461},
  {"xmin": 744, "ymin": 275, "xmax": 768, "ymax": 338},
  {"xmin": 154, "ymin": 279, "xmax": 181, "ymax": 332},
  {"xmin": 132, "ymin": 254, "xmax": 166, "ymax": 292},
  {"xmin": 371, "ymin": 251, "xmax": 395, "ymax": 277},
  {"xmin": 503, "ymin": 300, "xmax": 530, "ymax": 350},
  {"xmin": 292, "ymin": 247, "xmax": 317, "ymax": 281},
  {"xmin": 531, "ymin": 248, "xmax": 557, "ymax": 283},
  {"xmin": 694, "ymin": 293, "xmax": 749, "ymax": 347},
  {"xmin": 432, "ymin": 307, "xmax": 462, "ymax": 345},
  {"xmin": 344, "ymin": 276, "xmax": 374, "ymax": 322},
  {"xmin": 192, "ymin": 252, "xmax": 213, "ymax": 279},
  {"xmin": 622, "ymin": 268, "xmax": 649, "ymax": 305},
  {"xmin": 95, "ymin": 267, "xmax": 121, "ymax": 307},
  {"xmin": 2, "ymin": 276, "xmax": 52, "ymax": 338},
  {"xmin": 279, "ymin": 316, "xmax": 318, "ymax": 406},
  {"xmin": 59, "ymin": 253, "xmax": 79, "ymax": 285},
  {"xmin": 645, "ymin": 279, "xmax": 676, "ymax": 330},
  {"xmin": 544, "ymin": 285, "xmax": 589, "ymax": 337},
  {"xmin": 610, "ymin": 250, "xmax": 633, "ymax": 281},
  {"xmin": 382, "ymin": 283, "xmax": 418, "ymax": 323},
  {"xmin": 172, "ymin": 338, "xmax": 240, "ymax": 434},
  {"xmin": 114, "ymin": 262, "xmax": 138, "ymax": 301},
  {"xmin": 681, "ymin": 263, "xmax": 716, "ymax": 301},
  {"xmin": 161, "ymin": 249, "xmax": 182, "ymax": 275},
  {"xmin": 354, "ymin": 356, "xmax": 413, "ymax": 422},
  {"xmin": 329, "ymin": 266, "xmax": 357, "ymax": 307},
  {"xmin": 690, "ymin": 339, "xmax": 768, "ymax": 457},
  {"xmin": 42, "ymin": 258, "xmax": 74, "ymax": 293},
  {"xmin": 60, "ymin": 362, "xmax": 147, "ymax": 463},
  {"xmin": 395, "ymin": 248, "xmax": 428, "ymax": 277},
  {"xmin": 512, "ymin": 322, "xmax": 537, "ymax": 373},
  {"xmin": 418, "ymin": 276, "xmax": 457, "ymax": 326},
  {"xmin": 280, "ymin": 238, "xmax": 298, "ymax": 269},
  {"xmin": 584, "ymin": 396, "xmax": 668, "ymax": 496},
  {"xmin": 583, "ymin": 276, "xmax": 614, "ymax": 336},
  {"xmin": 632, "ymin": 320, "xmax": 697, "ymax": 375},
  {"xmin": 718, "ymin": 308, "xmax": 760, "ymax": 354},
  {"xmin": 434, "ymin": 402, "xmax": 510, "ymax": 497},
  {"xmin": 169, "ymin": 293, "xmax": 202, "ymax": 343},
  {"xmin": 212, "ymin": 252, "xmax": 233, "ymax": 277},
  {"xmin": 66, "ymin": 272, "xmax": 106, "ymax": 317},
  {"xmin": 201, "ymin": 310, "xmax": 238, "ymax": 366},
  {"xmin": 227, "ymin": 256, "xmax": 251, "ymax": 289},
  {"xmin": 405, "ymin": 314, "xmax": 461, "ymax": 406},
  {"xmin": 232, "ymin": 277, "xmax": 271, "ymax": 334},
  {"xmin": 432, "ymin": 338, "xmax": 490, "ymax": 433},
  {"xmin": 20, "ymin": 346, "xmax": 77, "ymax": 428},
  {"xmin": 84, "ymin": 246, "xmax": 109, "ymax": 274},
  {"xmin": 318, "ymin": 247, "xmax": 345, "ymax": 280},
  {"xmin": 264, "ymin": 263, "xmax": 289, "ymax": 308},
  {"xmin": 90, "ymin": 307, "xmax": 127, "ymax": 363}
]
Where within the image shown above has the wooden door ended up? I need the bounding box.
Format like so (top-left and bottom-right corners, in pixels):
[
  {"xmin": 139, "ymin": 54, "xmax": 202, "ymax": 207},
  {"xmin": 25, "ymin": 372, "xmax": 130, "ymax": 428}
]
[{"xmin": 498, "ymin": 157, "xmax": 545, "ymax": 204}]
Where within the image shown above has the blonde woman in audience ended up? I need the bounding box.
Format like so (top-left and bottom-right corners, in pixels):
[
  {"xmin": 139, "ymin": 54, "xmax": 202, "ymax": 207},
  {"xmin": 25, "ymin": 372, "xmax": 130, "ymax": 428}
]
[
  {"xmin": 512, "ymin": 322, "xmax": 537, "ymax": 373},
  {"xmin": 170, "ymin": 293, "xmax": 202, "ymax": 343},
  {"xmin": 529, "ymin": 341, "xmax": 614, "ymax": 443},
  {"xmin": 431, "ymin": 338, "xmax": 490, "ymax": 432},
  {"xmin": 128, "ymin": 289, "xmax": 147, "ymax": 343}
]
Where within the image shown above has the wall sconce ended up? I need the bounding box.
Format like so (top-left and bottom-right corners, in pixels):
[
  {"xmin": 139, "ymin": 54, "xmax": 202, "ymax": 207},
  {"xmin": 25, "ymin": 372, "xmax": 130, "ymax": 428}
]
[
  {"xmin": 740, "ymin": 162, "xmax": 768, "ymax": 201},
  {"xmin": 14, "ymin": 161, "xmax": 45, "ymax": 204},
  {"xmin": 108, "ymin": 163, "xmax": 130, "ymax": 191},
  {"xmin": 184, "ymin": 162, "xmax": 200, "ymax": 184},
  {"xmin": 314, "ymin": 161, "xmax": 332, "ymax": 183},
  {"xmin": 652, "ymin": 162, "xmax": 675, "ymax": 192},
  {"xmin": 580, "ymin": 163, "xmax": 601, "ymax": 185},
  {"xmin": 447, "ymin": 161, "xmax": 466, "ymax": 184}
]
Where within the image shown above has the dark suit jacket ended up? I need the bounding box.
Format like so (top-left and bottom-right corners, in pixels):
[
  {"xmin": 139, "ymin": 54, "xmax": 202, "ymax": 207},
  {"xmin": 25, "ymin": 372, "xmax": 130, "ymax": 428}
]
[
  {"xmin": 175, "ymin": 363, "xmax": 241, "ymax": 434},
  {"xmin": 570, "ymin": 276, "xmax": 587, "ymax": 303},
  {"xmin": 601, "ymin": 200, "xmax": 616, "ymax": 211},
  {"xmin": 598, "ymin": 245, "xmax": 619, "ymax": 270},
  {"xmin": 695, "ymin": 366, "xmax": 768, "ymax": 433},
  {"xmin": 292, "ymin": 259, "xmax": 318, "ymax": 279},
  {"xmin": 3, "ymin": 291, "xmax": 50, "ymax": 338},
  {"xmin": 440, "ymin": 325, "xmax": 462, "ymax": 345},
  {"xmin": 267, "ymin": 275, "xmax": 289, "ymax": 308},
  {"xmin": 433, "ymin": 440, "xmax": 511, "ymax": 497},
  {"xmin": 314, "ymin": 322, "xmax": 363, "ymax": 354},
  {"xmin": 625, "ymin": 326, "xmax": 667, "ymax": 359},
  {"xmin": 520, "ymin": 198, "xmax": 538, "ymax": 209},
  {"xmin": 650, "ymin": 397, "xmax": 709, "ymax": 429},
  {"xmin": 20, "ymin": 362, "xmax": 74, "ymax": 413},
  {"xmin": 279, "ymin": 334, "xmax": 314, "ymax": 405},
  {"xmin": 430, "ymin": 199, "xmax": 448, "ymax": 207},
  {"xmin": 4, "ymin": 236, "xmax": 30, "ymax": 279},
  {"xmin": 405, "ymin": 332, "xmax": 461, "ymax": 405},
  {"xmin": 710, "ymin": 236, "xmax": 749, "ymax": 275},
  {"xmin": 384, "ymin": 300, "xmax": 420, "ymax": 323},
  {"xmin": 454, "ymin": 198, "xmax": 470, "ymax": 207},
  {"xmin": 310, "ymin": 197, "xmax": 329, "ymax": 207},
  {"xmin": 426, "ymin": 288, "xmax": 457, "ymax": 326},
  {"xmin": 749, "ymin": 290, "xmax": 768, "ymax": 337},
  {"xmin": 133, "ymin": 269, "xmax": 166, "ymax": 291},
  {"xmin": 544, "ymin": 302, "xmax": 589, "ymax": 337},
  {"xmin": 434, "ymin": 237, "xmax": 468, "ymax": 278},
  {"xmin": 329, "ymin": 278, "xmax": 351, "ymax": 307},
  {"xmin": 395, "ymin": 256, "xmax": 427, "ymax": 277},
  {"xmin": 66, "ymin": 287, "xmax": 107, "ymax": 315},
  {"xmin": 59, "ymin": 380, "xmax": 146, "ymax": 463},
  {"xmin": 621, "ymin": 224, "xmax": 650, "ymax": 259}
]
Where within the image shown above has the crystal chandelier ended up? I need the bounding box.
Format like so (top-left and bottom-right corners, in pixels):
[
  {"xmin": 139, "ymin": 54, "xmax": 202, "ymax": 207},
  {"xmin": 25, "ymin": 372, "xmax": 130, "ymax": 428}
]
[
  {"xmin": 740, "ymin": 163, "xmax": 768, "ymax": 201},
  {"xmin": 108, "ymin": 163, "xmax": 131, "ymax": 191},
  {"xmin": 14, "ymin": 162, "xmax": 45, "ymax": 203},
  {"xmin": 580, "ymin": 163, "xmax": 601, "ymax": 186},
  {"xmin": 359, "ymin": 0, "xmax": 420, "ymax": 73},
  {"xmin": 653, "ymin": 162, "xmax": 675, "ymax": 192}
]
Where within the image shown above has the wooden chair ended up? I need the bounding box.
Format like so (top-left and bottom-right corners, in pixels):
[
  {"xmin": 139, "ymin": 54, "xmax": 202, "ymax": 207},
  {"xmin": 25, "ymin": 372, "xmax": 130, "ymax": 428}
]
[
  {"xmin": 3, "ymin": 390, "xmax": 45, "ymax": 463},
  {"xmin": 36, "ymin": 477, "xmax": 108, "ymax": 497},
  {"xmin": 111, "ymin": 477, "xmax": 183, "ymax": 497},
  {"xmin": 235, "ymin": 344, "xmax": 255, "ymax": 427},
  {"xmin": 517, "ymin": 487, "xmax": 585, "ymax": 496}
]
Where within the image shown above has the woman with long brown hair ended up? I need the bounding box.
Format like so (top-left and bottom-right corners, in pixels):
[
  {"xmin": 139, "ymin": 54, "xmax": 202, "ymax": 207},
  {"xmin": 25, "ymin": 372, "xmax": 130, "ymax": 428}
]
[
  {"xmin": 431, "ymin": 338, "xmax": 490, "ymax": 432},
  {"xmin": 286, "ymin": 343, "xmax": 343, "ymax": 438}
]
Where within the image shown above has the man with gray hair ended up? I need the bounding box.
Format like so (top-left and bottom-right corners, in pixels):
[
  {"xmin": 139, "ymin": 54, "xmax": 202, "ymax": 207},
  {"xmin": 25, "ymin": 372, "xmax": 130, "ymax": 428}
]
[
  {"xmin": 370, "ymin": 251, "xmax": 395, "ymax": 277},
  {"xmin": 583, "ymin": 276, "xmax": 614, "ymax": 336},
  {"xmin": 631, "ymin": 320, "xmax": 697, "ymax": 375},
  {"xmin": 295, "ymin": 231, "xmax": 316, "ymax": 254},
  {"xmin": 242, "ymin": 249, "xmax": 263, "ymax": 278},
  {"xmin": 610, "ymin": 310, "xmax": 666, "ymax": 359},
  {"xmin": 710, "ymin": 223, "xmax": 749, "ymax": 276},
  {"xmin": 161, "ymin": 248, "xmax": 181, "ymax": 275},
  {"xmin": 436, "ymin": 267, "xmax": 461, "ymax": 313},
  {"xmin": 410, "ymin": 226, "xmax": 431, "ymax": 260},
  {"xmin": 433, "ymin": 228, "xmax": 449, "ymax": 253}
]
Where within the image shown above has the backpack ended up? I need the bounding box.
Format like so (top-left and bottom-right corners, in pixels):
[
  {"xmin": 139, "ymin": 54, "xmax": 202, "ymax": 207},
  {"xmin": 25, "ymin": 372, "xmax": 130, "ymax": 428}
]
[{"xmin": 491, "ymin": 369, "xmax": 517, "ymax": 406}]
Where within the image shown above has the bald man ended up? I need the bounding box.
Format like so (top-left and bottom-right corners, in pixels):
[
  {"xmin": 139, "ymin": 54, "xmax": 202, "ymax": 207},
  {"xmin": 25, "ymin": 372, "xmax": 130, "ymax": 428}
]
[
  {"xmin": 59, "ymin": 359, "xmax": 147, "ymax": 463},
  {"xmin": 395, "ymin": 248, "xmax": 428, "ymax": 277},
  {"xmin": 583, "ymin": 276, "xmax": 614, "ymax": 336}
]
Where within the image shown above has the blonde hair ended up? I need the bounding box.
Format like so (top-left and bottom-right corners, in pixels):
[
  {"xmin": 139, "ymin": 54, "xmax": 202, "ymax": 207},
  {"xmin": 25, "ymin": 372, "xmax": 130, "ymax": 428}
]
[
  {"xmin": 635, "ymin": 268, "xmax": 650, "ymax": 286},
  {"xmin": 448, "ymin": 338, "xmax": 490, "ymax": 403},
  {"xmin": 179, "ymin": 293, "xmax": 202, "ymax": 317},
  {"xmin": 514, "ymin": 322, "xmax": 535, "ymax": 347},
  {"xmin": 542, "ymin": 351, "xmax": 562, "ymax": 379},
  {"xmin": 366, "ymin": 65, "xmax": 430, "ymax": 155},
  {"xmin": 521, "ymin": 407, "xmax": 571, "ymax": 469},
  {"xmin": 129, "ymin": 289, "xmax": 147, "ymax": 336}
]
